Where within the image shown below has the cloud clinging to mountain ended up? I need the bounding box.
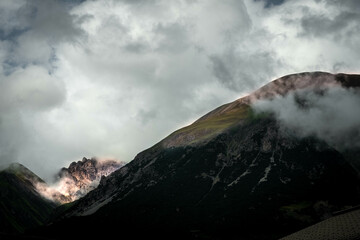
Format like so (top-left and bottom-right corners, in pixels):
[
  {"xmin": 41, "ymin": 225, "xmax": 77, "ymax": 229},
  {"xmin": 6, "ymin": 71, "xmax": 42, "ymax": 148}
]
[
  {"xmin": 0, "ymin": 0, "xmax": 359, "ymax": 180},
  {"xmin": 253, "ymin": 86, "xmax": 360, "ymax": 150}
]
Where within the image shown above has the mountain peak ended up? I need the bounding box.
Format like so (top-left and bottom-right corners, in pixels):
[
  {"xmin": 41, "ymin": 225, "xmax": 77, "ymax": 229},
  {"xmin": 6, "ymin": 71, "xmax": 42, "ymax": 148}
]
[
  {"xmin": 5, "ymin": 162, "xmax": 45, "ymax": 185},
  {"xmin": 161, "ymin": 72, "xmax": 360, "ymax": 149},
  {"xmin": 7, "ymin": 162, "xmax": 31, "ymax": 173},
  {"xmin": 50, "ymin": 157, "xmax": 125, "ymax": 203},
  {"xmin": 241, "ymin": 72, "xmax": 360, "ymax": 104}
]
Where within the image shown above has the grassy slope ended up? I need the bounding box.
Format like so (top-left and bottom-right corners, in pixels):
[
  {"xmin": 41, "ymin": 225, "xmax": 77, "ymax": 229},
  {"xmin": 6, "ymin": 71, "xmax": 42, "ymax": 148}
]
[{"xmin": 161, "ymin": 103, "xmax": 251, "ymax": 147}]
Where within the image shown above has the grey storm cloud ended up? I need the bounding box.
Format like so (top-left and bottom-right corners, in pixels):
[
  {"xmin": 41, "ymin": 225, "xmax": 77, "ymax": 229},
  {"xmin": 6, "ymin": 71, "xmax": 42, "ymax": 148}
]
[
  {"xmin": 325, "ymin": 0, "xmax": 360, "ymax": 10},
  {"xmin": 255, "ymin": 0, "xmax": 285, "ymax": 8},
  {"xmin": 300, "ymin": 11, "xmax": 360, "ymax": 38},
  {"xmin": 296, "ymin": 0, "xmax": 360, "ymax": 45},
  {"xmin": 210, "ymin": 50, "xmax": 281, "ymax": 92},
  {"xmin": 25, "ymin": 0, "xmax": 83, "ymax": 43},
  {"xmin": 1, "ymin": 0, "xmax": 84, "ymax": 69},
  {"xmin": 0, "ymin": 0, "xmax": 360, "ymax": 180}
]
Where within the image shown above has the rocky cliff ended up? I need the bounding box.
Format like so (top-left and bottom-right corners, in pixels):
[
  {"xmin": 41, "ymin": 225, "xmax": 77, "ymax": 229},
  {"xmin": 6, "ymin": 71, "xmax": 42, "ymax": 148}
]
[{"xmin": 50, "ymin": 157, "xmax": 125, "ymax": 203}]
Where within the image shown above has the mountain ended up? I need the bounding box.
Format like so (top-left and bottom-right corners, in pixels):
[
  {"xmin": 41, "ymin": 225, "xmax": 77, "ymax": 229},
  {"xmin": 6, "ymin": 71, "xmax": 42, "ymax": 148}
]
[
  {"xmin": 0, "ymin": 157, "xmax": 124, "ymax": 237},
  {"xmin": 0, "ymin": 163, "xmax": 56, "ymax": 234},
  {"xmin": 31, "ymin": 72, "xmax": 360, "ymax": 239},
  {"xmin": 33, "ymin": 157, "xmax": 125, "ymax": 205},
  {"xmin": 45, "ymin": 157, "xmax": 125, "ymax": 203}
]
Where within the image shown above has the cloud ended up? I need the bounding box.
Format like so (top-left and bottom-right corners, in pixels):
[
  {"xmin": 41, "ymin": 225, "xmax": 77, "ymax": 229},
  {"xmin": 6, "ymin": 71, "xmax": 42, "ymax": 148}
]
[
  {"xmin": 0, "ymin": 65, "xmax": 65, "ymax": 111},
  {"xmin": 0, "ymin": 0, "xmax": 360, "ymax": 180},
  {"xmin": 0, "ymin": 0, "xmax": 83, "ymax": 68},
  {"xmin": 26, "ymin": 0, "xmax": 83, "ymax": 43},
  {"xmin": 300, "ymin": 11, "xmax": 360, "ymax": 38},
  {"xmin": 253, "ymin": 86, "xmax": 360, "ymax": 150},
  {"xmin": 0, "ymin": 0, "xmax": 82, "ymax": 179},
  {"xmin": 209, "ymin": 48, "xmax": 281, "ymax": 91},
  {"xmin": 254, "ymin": 0, "xmax": 285, "ymax": 8},
  {"xmin": 0, "ymin": 1, "xmax": 30, "ymax": 38},
  {"xmin": 325, "ymin": 0, "xmax": 360, "ymax": 10}
]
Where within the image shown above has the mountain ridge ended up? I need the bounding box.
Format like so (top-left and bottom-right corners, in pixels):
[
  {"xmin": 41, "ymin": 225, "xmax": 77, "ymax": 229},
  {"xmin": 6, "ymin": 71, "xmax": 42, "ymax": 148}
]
[
  {"xmin": 159, "ymin": 72, "xmax": 360, "ymax": 149},
  {"xmin": 35, "ymin": 72, "xmax": 360, "ymax": 240},
  {"xmin": 52, "ymin": 157, "xmax": 125, "ymax": 203}
]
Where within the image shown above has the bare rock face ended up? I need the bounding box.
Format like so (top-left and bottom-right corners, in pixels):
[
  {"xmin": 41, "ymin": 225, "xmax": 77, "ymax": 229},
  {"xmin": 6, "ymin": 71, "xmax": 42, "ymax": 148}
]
[
  {"xmin": 55, "ymin": 157, "xmax": 125, "ymax": 202},
  {"xmin": 35, "ymin": 158, "xmax": 125, "ymax": 204}
]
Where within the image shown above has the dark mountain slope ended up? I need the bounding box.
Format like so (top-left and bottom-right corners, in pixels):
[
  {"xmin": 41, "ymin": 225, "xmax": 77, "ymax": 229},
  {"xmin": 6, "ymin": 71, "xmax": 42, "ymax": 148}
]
[
  {"xmin": 0, "ymin": 158, "xmax": 124, "ymax": 237},
  {"xmin": 33, "ymin": 72, "xmax": 360, "ymax": 240},
  {"xmin": 0, "ymin": 163, "xmax": 56, "ymax": 234}
]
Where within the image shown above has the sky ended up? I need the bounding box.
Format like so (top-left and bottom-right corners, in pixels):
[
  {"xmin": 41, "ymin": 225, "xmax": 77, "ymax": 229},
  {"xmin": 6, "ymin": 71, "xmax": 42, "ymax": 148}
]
[{"xmin": 1, "ymin": 0, "xmax": 360, "ymax": 181}]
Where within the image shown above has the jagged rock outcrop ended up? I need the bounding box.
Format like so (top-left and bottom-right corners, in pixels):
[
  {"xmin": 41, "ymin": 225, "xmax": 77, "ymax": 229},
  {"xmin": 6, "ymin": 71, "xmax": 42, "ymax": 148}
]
[{"xmin": 52, "ymin": 157, "xmax": 125, "ymax": 203}]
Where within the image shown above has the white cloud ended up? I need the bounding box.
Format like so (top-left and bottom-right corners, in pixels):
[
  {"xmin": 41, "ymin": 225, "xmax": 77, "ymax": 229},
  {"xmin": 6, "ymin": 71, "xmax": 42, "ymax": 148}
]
[{"xmin": 253, "ymin": 86, "xmax": 360, "ymax": 149}]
